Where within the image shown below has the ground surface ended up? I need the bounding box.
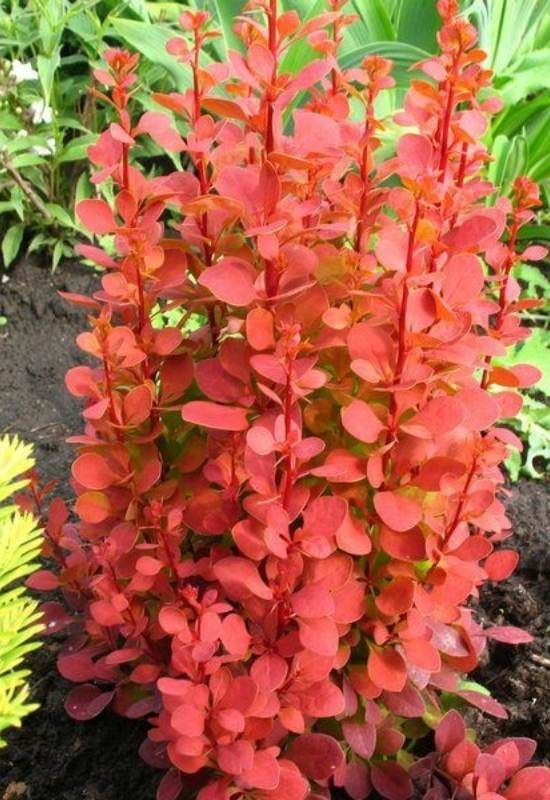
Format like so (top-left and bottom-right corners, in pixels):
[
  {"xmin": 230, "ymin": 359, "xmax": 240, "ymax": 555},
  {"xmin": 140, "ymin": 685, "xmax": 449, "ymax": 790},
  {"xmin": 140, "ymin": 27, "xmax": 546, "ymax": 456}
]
[{"xmin": 0, "ymin": 260, "xmax": 548, "ymax": 800}]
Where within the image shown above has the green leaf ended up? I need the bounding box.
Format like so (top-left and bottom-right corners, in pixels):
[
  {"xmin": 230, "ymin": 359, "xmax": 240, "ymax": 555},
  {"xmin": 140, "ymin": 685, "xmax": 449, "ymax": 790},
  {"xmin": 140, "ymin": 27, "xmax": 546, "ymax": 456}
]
[
  {"xmin": 45, "ymin": 203, "xmax": 75, "ymax": 229},
  {"xmin": 37, "ymin": 50, "xmax": 61, "ymax": 106},
  {"xmin": 497, "ymin": 49, "xmax": 550, "ymax": 105},
  {"xmin": 395, "ymin": 0, "xmax": 440, "ymax": 52},
  {"xmin": 52, "ymin": 239, "xmax": 64, "ymax": 271},
  {"xmin": 57, "ymin": 134, "xmax": 96, "ymax": 164},
  {"xmin": 492, "ymin": 95, "xmax": 550, "ymax": 139},
  {"xmin": 10, "ymin": 154, "xmax": 47, "ymax": 169},
  {"xmin": 1, "ymin": 224, "xmax": 24, "ymax": 268},
  {"xmin": 209, "ymin": 0, "xmax": 246, "ymax": 58},
  {"xmin": 109, "ymin": 17, "xmax": 194, "ymax": 91},
  {"xmin": 350, "ymin": 0, "xmax": 395, "ymax": 42}
]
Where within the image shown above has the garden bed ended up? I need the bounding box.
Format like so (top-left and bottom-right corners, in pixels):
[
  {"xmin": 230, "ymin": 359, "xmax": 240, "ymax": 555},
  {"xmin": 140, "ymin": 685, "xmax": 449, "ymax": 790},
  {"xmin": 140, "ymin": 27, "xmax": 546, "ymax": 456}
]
[{"xmin": 0, "ymin": 260, "xmax": 548, "ymax": 800}]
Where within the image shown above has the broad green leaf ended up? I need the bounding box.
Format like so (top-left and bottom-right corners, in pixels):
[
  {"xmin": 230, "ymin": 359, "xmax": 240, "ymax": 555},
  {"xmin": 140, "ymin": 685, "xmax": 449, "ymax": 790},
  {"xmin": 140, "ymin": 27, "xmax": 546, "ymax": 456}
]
[
  {"xmin": 45, "ymin": 203, "xmax": 75, "ymax": 229},
  {"xmin": 395, "ymin": 0, "xmax": 440, "ymax": 53},
  {"xmin": 350, "ymin": 0, "xmax": 395, "ymax": 42},
  {"xmin": 2, "ymin": 224, "xmax": 24, "ymax": 268},
  {"xmin": 209, "ymin": 0, "xmax": 246, "ymax": 57},
  {"xmin": 492, "ymin": 95, "xmax": 550, "ymax": 139},
  {"xmin": 58, "ymin": 134, "xmax": 96, "ymax": 164},
  {"xmin": 498, "ymin": 49, "xmax": 550, "ymax": 105},
  {"xmin": 487, "ymin": 134, "xmax": 527, "ymax": 196},
  {"xmin": 11, "ymin": 153, "xmax": 48, "ymax": 169}
]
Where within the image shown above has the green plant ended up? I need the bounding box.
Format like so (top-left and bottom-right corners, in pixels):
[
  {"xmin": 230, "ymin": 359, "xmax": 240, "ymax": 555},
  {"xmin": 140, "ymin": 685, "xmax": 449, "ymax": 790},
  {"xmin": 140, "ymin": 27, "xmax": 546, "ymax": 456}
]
[
  {"xmin": 0, "ymin": 435, "xmax": 43, "ymax": 747},
  {"xmin": 0, "ymin": 0, "xmax": 189, "ymax": 270}
]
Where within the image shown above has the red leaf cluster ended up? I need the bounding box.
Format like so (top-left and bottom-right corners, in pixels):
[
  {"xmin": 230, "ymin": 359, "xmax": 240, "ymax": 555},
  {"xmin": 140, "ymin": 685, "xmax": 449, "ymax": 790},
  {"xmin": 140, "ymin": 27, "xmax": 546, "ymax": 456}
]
[
  {"xmin": 32, "ymin": 2, "xmax": 548, "ymax": 799},
  {"xmin": 411, "ymin": 710, "xmax": 550, "ymax": 800}
]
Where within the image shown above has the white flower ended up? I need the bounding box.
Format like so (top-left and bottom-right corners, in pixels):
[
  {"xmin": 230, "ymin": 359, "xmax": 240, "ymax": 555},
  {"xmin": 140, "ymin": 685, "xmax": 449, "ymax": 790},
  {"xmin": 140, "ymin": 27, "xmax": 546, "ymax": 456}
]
[
  {"xmin": 29, "ymin": 99, "xmax": 53, "ymax": 125},
  {"xmin": 9, "ymin": 59, "xmax": 38, "ymax": 83},
  {"xmin": 32, "ymin": 137, "xmax": 56, "ymax": 156}
]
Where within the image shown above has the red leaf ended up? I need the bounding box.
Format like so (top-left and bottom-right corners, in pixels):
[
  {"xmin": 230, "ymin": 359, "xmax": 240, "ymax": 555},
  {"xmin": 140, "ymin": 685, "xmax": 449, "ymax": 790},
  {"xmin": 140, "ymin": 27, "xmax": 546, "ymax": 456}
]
[
  {"xmin": 217, "ymin": 740, "xmax": 254, "ymax": 776},
  {"xmin": 443, "ymin": 214, "xmax": 500, "ymax": 252},
  {"xmin": 75, "ymin": 491, "xmax": 111, "ymax": 523},
  {"xmin": 26, "ymin": 570, "xmax": 59, "ymax": 590},
  {"xmin": 156, "ymin": 770, "xmax": 183, "ymax": 800},
  {"xmin": 122, "ymin": 385, "xmax": 153, "ymax": 426},
  {"xmin": 342, "ymin": 721, "xmax": 376, "ymax": 759},
  {"xmin": 65, "ymin": 684, "xmax": 114, "ymax": 721},
  {"xmin": 171, "ymin": 703, "xmax": 206, "ymax": 737},
  {"xmin": 298, "ymin": 616, "xmax": 339, "ymax": 656},
  {"xmin": 484, "ymin": 550, "xmax": 519, "ymax": 581},
  {"xmin": 335, "ymin": 513, "xmax": 372, "ymax": 555},
  {"xmin": 220, "ymin": 614, "xmax": 250, "ymax": 655},
  {"xmin": 251, "ymin": 653, "xmax": 288, "ymax": 692},
  {"xmin": 342, "ymin": 399, "xmax": 385, "ymax": 443},
  {"xmin": 371, "ymin": 762, "xmax": 413, "ymax": 800},
  {"xmin": 288, "ymin": 733, "xmax": 344, "ymax": 781},
  {"xmin": 397, "ymin": 133, "xmax": 433, "ymax": 175},
  {"xmin": 181, "ymin": 401, "xmax": 249, "ymax": 431},
  {"xmin": 375, "ymin": 577, "xmax": 415, "ymax": 616},
  {"xmin": 402, "ymin": 639, "xmax": 441, "ymax": 672},
  {"xmin": 374, "ymin": 491, "xmax": 422, "ymax": 532},
  {"xmin": 58, "ymin": 651, "xmax": 96, "ymax": 682},
  {"xmin": 368, "ymin": 647, "xmax": 407, "ymax": 692},
  {"xmin": 76, "ymin": 199, "xmax": 117, "ymax": 235},
  {"xmin": 199, "ymin": 258, "xmax": 258, "ymax": 306},
  {"xmin": 160, "ymin": 353, "xmax": 193, "ymax": 403},
  {"xmin": 435, "ymin": 710, "xmax": 466, "ymax": 754},
  {"xmin": 458, "ymin": 690, "xmax": 508, "ymax": 719},
  {"xmin": 505, "ymin": 766, "xmax": 550, "ymax": 800},
  {"xmin": 291, "ymin": 584, "xmax": 334, "ymax": 619},
  {"xmin": 72, "ymin": 453, "xmax": 118, "ymax": 491},
  {"xmin": 136, "ymin": 111, "xmax": 184, "ymax": 151},
  {"xmin": 136, "ymin": 556, "xmax": 163, "ymax": 576},
  {"xmin": 485, "ymin": 625, "xmax": 533, "ymax": 644},
  {"xmin": 213, "ymin": 557, "xmax": 273, "ymax": 600}
]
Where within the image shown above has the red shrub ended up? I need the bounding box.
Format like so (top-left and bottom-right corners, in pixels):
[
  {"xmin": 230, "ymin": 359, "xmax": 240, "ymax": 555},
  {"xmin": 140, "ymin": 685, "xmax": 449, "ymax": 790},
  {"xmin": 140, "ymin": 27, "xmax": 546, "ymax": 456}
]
[{"xmin": 31, "ymin": 1, "xmax": 549, "ymax": 799}]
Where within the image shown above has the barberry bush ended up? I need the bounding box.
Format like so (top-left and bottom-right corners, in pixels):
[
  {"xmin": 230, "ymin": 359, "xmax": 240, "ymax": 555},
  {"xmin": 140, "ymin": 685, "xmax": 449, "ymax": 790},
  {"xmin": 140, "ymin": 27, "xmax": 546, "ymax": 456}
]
[{"xmin": 31, "ymin": 1, "xmax": 549, "ymax": 799}]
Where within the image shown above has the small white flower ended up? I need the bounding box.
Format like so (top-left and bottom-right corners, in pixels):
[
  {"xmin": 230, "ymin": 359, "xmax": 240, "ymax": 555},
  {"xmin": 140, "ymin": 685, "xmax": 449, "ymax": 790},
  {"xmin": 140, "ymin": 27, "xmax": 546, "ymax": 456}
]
[
  {"xmin": 32, "ymin": 137, "xmax": 56, "ymax": 156},
  {"xmin": 9, "ymin": 59, "xmax": 38, "ymax": 83},
  {"xmin": 30, "ymin": 99, "xmax": 53, "ymax": 125}
]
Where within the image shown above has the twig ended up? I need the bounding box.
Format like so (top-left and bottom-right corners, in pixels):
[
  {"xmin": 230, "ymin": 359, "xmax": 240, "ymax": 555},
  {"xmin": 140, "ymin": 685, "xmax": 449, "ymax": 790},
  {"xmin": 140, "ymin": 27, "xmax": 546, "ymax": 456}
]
[{"xmin": 0, "ymin": 155, "xmax": 52, "ymax": 220}]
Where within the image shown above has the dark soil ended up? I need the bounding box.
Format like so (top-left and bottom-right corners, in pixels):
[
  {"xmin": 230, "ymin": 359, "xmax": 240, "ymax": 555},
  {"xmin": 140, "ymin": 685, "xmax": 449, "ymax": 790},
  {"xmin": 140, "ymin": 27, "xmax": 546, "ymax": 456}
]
[{"xmin": 0, "ymin": 260, "xmax": 548, "ymax": 800}]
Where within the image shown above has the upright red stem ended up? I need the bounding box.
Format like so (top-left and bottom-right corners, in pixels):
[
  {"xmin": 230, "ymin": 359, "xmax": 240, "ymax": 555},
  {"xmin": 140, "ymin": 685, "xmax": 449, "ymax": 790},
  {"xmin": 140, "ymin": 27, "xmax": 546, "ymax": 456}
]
[
  {"xmin": 265, "ymin": 0, "xmax": 278, "ymax": 155},
  {"xmin": 355, "ymin": 105, "xmax": 371, "ymax": 252},
  {"xmin": 281, "ymin": 352, "xmax": 295, "ymax": 510},
  {"xmin": 480, "ymin": 220, "xmax": 519, "ymax": 389}
]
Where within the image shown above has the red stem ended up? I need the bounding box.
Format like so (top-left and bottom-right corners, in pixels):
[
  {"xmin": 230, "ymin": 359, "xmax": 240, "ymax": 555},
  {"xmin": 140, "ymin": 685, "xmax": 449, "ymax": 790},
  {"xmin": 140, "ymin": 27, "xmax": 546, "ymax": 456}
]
[
  {"xmin": 355, "ymin": 105, "xmax": 371, "ymax": 252},
  {"xmin": 480, "ymin": 219, "xmax": 519, "ymax": 389},
  {"xmin": 382, "ymin": 203, "xmax": 419, "ymax": 482},
  {"xmin": 281, "ymin": 353, "xmax": 295, "ymax": 510},
  {"xmin": 265, "ymin": 0, "xmax": 278, "ymax": 154},
  {"xmin": 122, "ymin": 144, "xmax": 129, "ymax": 190},
  {"xmin": 394, "ymin": 203, "xmax": 420, "ymax": 382}
]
